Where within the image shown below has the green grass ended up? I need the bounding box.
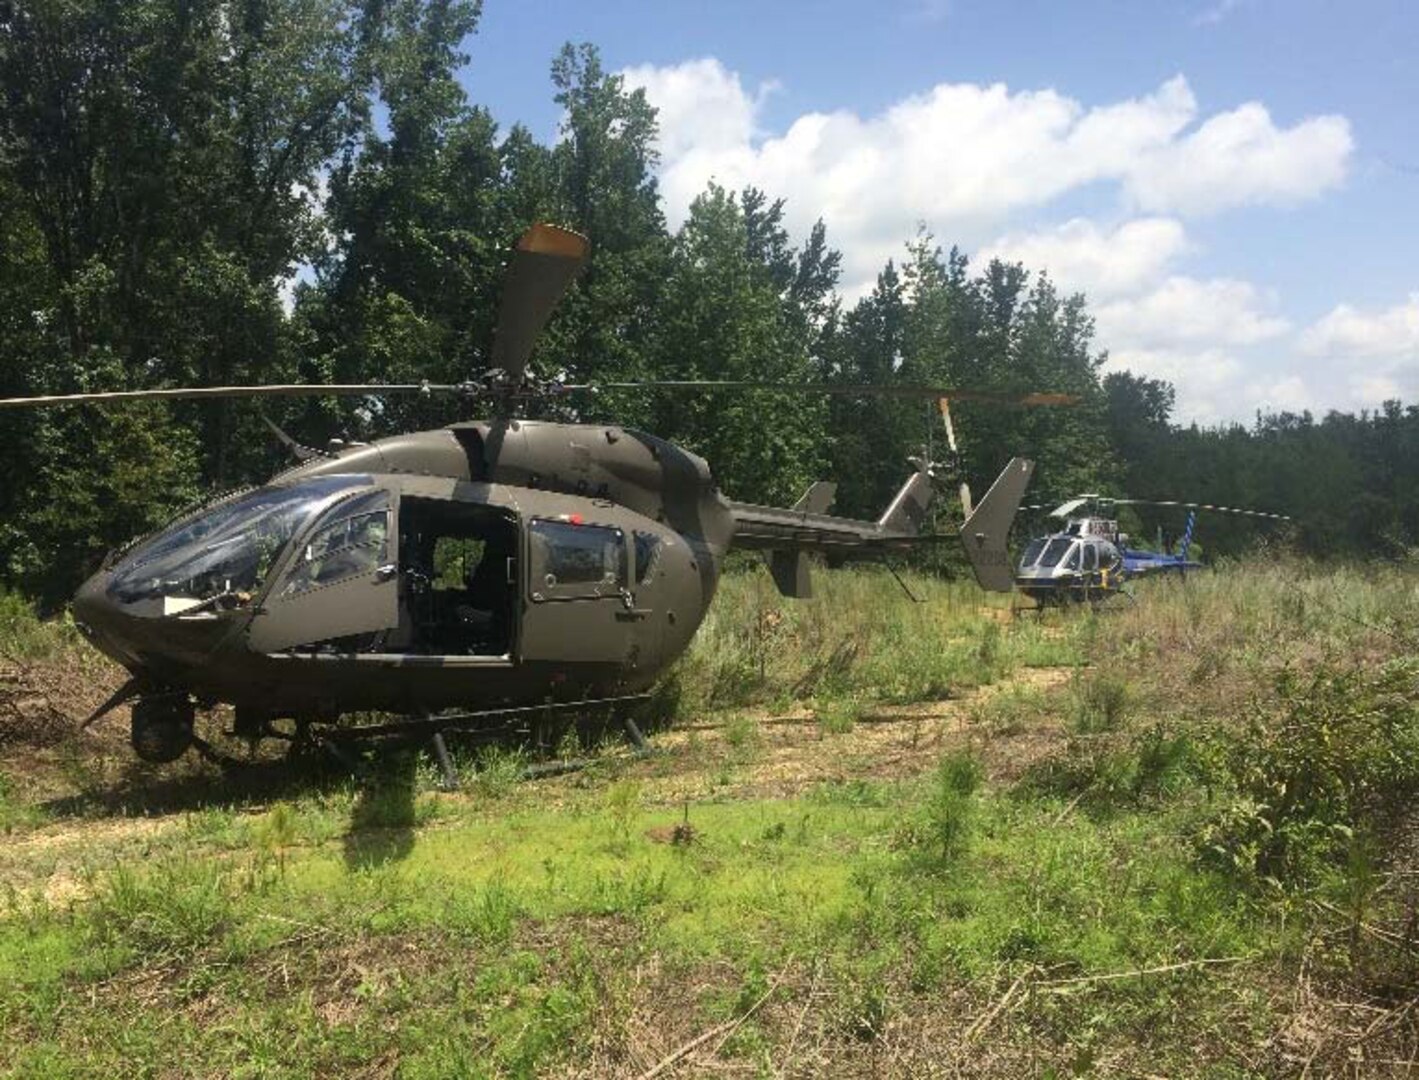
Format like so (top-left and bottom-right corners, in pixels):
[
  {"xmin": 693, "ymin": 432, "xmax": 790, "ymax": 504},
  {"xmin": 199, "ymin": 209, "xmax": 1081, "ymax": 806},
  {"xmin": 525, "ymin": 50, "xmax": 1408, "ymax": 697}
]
[
  {"xmin": 672, "ymin": 565, "xmax": 1085, "ymax": 712},
  {"xmin": 1, "ymin": 558, "xmax": 1417, "ymax": 1074},
  {"xmin": 0, "ymin": 770, "xmax": 1275, "ymax": 1076}
]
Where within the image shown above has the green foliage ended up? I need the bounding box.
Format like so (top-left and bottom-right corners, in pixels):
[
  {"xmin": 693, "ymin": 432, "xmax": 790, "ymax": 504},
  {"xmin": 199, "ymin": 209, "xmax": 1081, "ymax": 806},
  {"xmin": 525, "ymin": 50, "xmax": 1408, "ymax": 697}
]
[
  {"xmin": 673, "ymin": 566, "xmax": 1067, "ymax": 717},
  {"xmin": 646, "ymin": 183, "xmax": 828, "ymax": 505},
  {"xmin": 898, "ymin": 750, "xmax": 983, "ymax": 867},
  {"xmin": 816, "ymin": 696, "xmax": 861, "ymax": 735},
  {"xmin": 85, "ymin": 859, "xmax": 235, "ymax": 960},
  {"xmin": 469, "ymin": 745, "xmax": 527, "ymax": 800},
  {"xmin": 1199, "ymin": 659, "xmax": 1419, "ymax": 890},
  {"xmin": 723, "ymin": 712, "xmax": 761, "ymax": 750},
  {"xmin": 0, "ymin": 590, "xmax": 81, "ymax": 659},
  {"xmin": 604, "ymin": 779, "xmax": 642, "ymax": 851},
  {"xmin": 1071, "ymin": 668, "xmax": 1134, "ymax": 734}
]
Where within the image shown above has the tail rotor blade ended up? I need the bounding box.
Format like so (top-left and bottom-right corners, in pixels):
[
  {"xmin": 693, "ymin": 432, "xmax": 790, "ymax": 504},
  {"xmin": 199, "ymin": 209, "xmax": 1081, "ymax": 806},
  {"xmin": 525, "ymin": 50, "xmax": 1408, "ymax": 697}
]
[
  {"xmin": 490, "ymin": 223, "xmax": 590, "ymax": 379},
  {"xmin": 937, "ymin": 397, "xmax": 973, "ymax": 517}
]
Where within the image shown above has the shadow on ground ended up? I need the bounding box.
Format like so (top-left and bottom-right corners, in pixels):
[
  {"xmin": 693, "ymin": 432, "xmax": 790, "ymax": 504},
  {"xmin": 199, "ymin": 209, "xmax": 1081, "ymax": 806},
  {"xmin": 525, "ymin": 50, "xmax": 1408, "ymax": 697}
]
[
  {"xmin": 37, "ymin": 737, "xmax": 352, "ymax": 820},
  {"xmin": 342, "ymin": 750, "xmax": 419, "ymax": 869}
]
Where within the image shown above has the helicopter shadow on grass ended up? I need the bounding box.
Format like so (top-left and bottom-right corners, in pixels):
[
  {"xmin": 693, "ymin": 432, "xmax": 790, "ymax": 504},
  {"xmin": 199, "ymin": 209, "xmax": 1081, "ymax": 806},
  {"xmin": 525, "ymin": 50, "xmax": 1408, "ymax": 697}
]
[
  {"xmin": 37, "ymin": 737, "xmax": 355, "ymax": 821},
  {"xmin": 341, "ymin": 748, "xmax": 419, "ymax": 870},
  {"xmin": 38, "ymin": 733, "xmax": 421, "ymax": 874}
]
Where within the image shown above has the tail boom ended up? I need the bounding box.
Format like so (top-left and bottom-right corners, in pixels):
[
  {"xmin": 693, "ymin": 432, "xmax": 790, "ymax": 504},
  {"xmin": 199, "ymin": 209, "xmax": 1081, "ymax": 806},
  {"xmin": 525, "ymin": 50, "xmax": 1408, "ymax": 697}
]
[{"xmin": 728, "ymin": 457, "xmax": 1035, "ymax": 597}]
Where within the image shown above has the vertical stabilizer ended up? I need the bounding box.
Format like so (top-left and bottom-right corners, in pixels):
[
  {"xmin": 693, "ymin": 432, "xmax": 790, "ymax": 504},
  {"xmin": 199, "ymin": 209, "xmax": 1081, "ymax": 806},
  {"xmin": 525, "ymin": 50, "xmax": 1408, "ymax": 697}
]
[
  {"xmin": 878, "ymin": 460, "xmax": 936, "ymax": 535},
  {"xmin": 960, "ymin": 458, "xmax": 1034, "ymax": 592},
  {"xmin": 768, "ymin": 550, "xmax": 813, "ymax": 598},
  {"xmin": 792, "ymin": 481, "xmax": 837, "ymax": 515}
]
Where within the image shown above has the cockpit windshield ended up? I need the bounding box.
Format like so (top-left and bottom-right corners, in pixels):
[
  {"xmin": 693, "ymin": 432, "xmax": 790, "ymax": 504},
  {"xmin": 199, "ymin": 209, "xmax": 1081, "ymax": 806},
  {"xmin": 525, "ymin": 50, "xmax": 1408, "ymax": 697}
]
[
  {"xmin": 1037, "ymin": 538, "xmax": 1074, "ymax": 568},
  {"xmin": 1019, "ymin": 538, "xmax": 1045, "ymax": 569},
  {"xmin": 108, "ymin": 476, "xmax": 372, "ymax": 611}
]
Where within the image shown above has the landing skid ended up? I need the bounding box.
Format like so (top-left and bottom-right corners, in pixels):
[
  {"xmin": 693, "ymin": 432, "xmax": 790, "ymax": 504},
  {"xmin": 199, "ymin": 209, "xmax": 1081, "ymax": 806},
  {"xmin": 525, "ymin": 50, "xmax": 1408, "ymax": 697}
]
[{"xmin": 270, "ymin": 692, "xmax": 656, "ymax": 783}]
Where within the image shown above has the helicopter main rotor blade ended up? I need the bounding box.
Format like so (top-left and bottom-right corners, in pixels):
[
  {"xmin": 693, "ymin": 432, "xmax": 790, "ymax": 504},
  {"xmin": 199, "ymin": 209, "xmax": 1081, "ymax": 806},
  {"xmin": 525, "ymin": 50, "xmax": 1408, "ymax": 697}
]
[
  {"xmin": 1105, "ymin": 498, "xmax": 1291, "ymax": 521},
  {"xmin": 0, "ymin": 383, "xmax": 464, "ymax": 409},
  {"xmin": 1047, "ymin": 493, "xmax": 1289, "ymax": 521},
  {"xmin": 490, "ymin": 223, "xmax": 590, "ymax": 380},
  {"xmin": 565, "ymin": 380, "xmax": 1079, "ymax": 406},
  {"xmin": 1049, "ymin": 495, "xmax": 1098, "ymax": 518}
]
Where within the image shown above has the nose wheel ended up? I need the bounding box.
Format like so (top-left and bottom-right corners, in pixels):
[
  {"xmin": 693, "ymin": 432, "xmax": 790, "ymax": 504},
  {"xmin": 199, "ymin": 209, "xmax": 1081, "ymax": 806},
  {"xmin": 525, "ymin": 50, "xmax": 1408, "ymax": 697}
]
[{"xmin": 130, "ymin": 694, "xmax": 196, "ymax": 763}]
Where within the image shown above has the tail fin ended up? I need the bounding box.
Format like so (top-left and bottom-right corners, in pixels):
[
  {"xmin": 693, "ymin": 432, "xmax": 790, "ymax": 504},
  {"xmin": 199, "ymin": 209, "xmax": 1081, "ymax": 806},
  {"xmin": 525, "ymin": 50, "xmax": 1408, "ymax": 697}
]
[
  {"xmin": 1179, "ymin": 509, "xmax": 1197, "ymax": 561},
  {"xmin": 792, "ymin": 481, "xmax": 837, "ymax": 515},
  {"xmin": 960, "ymin": 458, "xmax": 1034, "ymax": 592},
  {"xmin": 877, "ymin": 459, "xmax": 936, "ymax": 534}
]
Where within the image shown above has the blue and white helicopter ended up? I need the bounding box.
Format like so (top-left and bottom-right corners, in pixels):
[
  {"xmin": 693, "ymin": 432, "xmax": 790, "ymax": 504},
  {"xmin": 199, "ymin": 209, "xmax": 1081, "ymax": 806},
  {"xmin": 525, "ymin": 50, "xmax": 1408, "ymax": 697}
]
[{"xmin": 1012, "ymin": 495, "xmax": 1290, "ymax": 606}]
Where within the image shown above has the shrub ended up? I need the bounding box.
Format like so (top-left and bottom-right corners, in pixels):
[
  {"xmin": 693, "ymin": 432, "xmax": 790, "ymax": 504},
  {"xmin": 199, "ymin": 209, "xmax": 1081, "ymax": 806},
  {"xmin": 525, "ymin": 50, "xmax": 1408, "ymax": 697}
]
[
  {"xmin": 899, "ymin": 750, "xmax": 983, "ymax": 868},
  {"xmin": 723, "ymin": 713, "xmax": 760, "ymax": 750},
  {"xmin": 1199, "ymin": 659, "xmax": 1419, "ymax": 890},
  {"xmin": 815, "ymin": 696, "xmax": 860, "ymax": 735},
  {"xmin": 1072, "ymin": 669, "xmax": 1133, "ymax": 733}
]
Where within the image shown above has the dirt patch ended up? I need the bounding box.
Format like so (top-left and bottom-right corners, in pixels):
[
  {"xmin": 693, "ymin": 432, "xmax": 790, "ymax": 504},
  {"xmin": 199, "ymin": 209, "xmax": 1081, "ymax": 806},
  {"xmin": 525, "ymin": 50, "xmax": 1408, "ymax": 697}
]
[
  {"xmin": 0, "ymin": 652, "xmax": 124, "ymax": 750},
  {"xmin": 6, "ymin": 813, "xmax": 170, "ymax": 856},
  {"xmin": 618, "ymin": 666, "xmax": 1078, "ymax": 805}
]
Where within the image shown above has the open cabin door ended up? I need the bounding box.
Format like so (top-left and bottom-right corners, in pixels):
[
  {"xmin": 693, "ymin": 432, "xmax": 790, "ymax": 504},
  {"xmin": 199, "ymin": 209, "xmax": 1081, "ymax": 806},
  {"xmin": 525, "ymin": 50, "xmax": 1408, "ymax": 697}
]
[{"xmin": 248, "ymin": 489, "xmax": 400, "ymax": 653}]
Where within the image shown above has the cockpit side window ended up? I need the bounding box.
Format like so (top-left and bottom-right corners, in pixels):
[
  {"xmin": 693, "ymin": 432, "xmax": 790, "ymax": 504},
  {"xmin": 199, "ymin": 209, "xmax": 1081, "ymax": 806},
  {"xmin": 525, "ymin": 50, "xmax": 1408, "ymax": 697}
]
[
  {"xmin": 282, "ymin": 490, "xmax": 390, "ymax": 596},
  {"xmin": 1082, "ymin": 544, "xmax": 1098, "ymax": 571},
  {"xmin": 1062, "ymin": 544, "xmax": 1081, "ymax": 571}
]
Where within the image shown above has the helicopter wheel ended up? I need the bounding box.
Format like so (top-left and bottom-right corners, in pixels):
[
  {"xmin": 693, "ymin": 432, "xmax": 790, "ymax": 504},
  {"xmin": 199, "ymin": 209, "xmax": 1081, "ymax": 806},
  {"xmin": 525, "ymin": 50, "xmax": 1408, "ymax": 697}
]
[{"xmin": 130, "ymin": 694, "xmax": 195, "ymax": 764}]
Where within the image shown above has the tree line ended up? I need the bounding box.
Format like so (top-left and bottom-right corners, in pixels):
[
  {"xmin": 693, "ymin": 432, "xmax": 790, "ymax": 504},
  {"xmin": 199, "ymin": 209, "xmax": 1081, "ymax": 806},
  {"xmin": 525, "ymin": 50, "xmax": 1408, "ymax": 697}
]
[{"xmin": 0, "ymin": 0, "xmax": 1411, "ymax": 605}]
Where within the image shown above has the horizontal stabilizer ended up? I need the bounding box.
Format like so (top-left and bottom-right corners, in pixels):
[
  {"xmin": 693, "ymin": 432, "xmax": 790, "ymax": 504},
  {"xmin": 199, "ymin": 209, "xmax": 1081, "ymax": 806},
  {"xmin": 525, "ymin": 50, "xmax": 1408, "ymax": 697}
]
[{"xmin": 961, "ymin": 457, "xmax": 1034, "ymax": 592}]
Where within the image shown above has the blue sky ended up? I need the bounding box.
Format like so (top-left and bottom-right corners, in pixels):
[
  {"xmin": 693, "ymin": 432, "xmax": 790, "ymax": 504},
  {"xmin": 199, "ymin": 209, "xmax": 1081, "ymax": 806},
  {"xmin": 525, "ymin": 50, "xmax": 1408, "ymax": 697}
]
[{"xmin": 455, "ymin": 0, "xmax": 1418, "ymax": 423}]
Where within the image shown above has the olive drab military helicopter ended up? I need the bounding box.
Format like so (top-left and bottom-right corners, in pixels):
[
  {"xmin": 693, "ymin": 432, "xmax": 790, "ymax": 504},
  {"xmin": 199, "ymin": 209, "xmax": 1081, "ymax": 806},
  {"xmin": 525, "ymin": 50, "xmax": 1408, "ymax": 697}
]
[
  {"xmin": 0, "ymin": 224, "xmax": 1074, "ymax": 769},
  {"xmin": 1013, "ymin": 494, "xmax": 1290, "ymax": 606}
]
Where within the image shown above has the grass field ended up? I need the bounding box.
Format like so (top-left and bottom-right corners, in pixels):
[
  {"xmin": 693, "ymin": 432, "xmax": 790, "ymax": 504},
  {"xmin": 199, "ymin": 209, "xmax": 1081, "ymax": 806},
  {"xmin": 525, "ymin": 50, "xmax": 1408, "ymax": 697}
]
[{"xmin": 1, "ymin": 562, "xmax": 1417, "ymax": 1077}]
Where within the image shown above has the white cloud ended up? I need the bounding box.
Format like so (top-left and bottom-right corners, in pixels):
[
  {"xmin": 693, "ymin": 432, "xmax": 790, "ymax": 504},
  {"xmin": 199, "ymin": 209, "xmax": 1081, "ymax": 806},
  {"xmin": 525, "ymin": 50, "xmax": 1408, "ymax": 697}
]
[
  {"xmin": 619, "ymin": 57, "xmax": 1379, "ymax": 424},
  {"xmin": 1124, "ymin": 105, "xmax": 1352, "ymax": 215},
  {"xmin": 1103, "ymin": 347, "xmax": 1244, "ymax": 425},
  {"xmin": 1095, "ymin": 276, "xmax": 1289, "ymax": 348},
  {"xmin": 622, "ymin": 62, "xmax": 1352, "ymax": 297},
  {"xmin": 619, "ymin": 58, "xmax": 773, "ymax": 163},
  {"xmin": 978, "ymin": 217, "xmax": 1188, "ymax": 300},
  {"xmin": 1352, "ymin": 374, "xmax": 1405, "ymax": 404},
  {"xmin": 1299, "ymin": 293, "xmax": 1419, "ymax": 409},
  {"xmin": 1248, "ymin": 374, "xmax": 1316, "ymax": 414},
  {"xmin": 1194, "ymin": 0, "xmax": 1244, "ymax": 26},
  {"xmin": 980, "ymin": 217, "xmax": 1291, "ymax": 419},
  {"xmin": 1300, "ymin": 293, "xmax": 1419, "ymax": 360}
]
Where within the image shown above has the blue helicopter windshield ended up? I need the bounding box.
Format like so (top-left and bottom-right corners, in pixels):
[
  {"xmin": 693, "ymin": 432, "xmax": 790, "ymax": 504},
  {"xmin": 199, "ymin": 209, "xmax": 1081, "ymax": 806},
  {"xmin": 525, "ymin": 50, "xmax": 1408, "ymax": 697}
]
[
  {"xmin": 108, "ymin": 476, "xmax": 372, "ymax": 608},
  {"xmin": 1019, "ymin": 538, "xmax": 1045, "ymax": 568}
]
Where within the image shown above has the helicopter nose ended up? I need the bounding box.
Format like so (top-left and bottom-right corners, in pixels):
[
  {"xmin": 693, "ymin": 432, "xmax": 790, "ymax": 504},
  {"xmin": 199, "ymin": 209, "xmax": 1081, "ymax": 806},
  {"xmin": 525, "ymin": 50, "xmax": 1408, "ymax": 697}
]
[{"xmin": 72, "ymin": 571, "xmax": 137, "ymax": 666}]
